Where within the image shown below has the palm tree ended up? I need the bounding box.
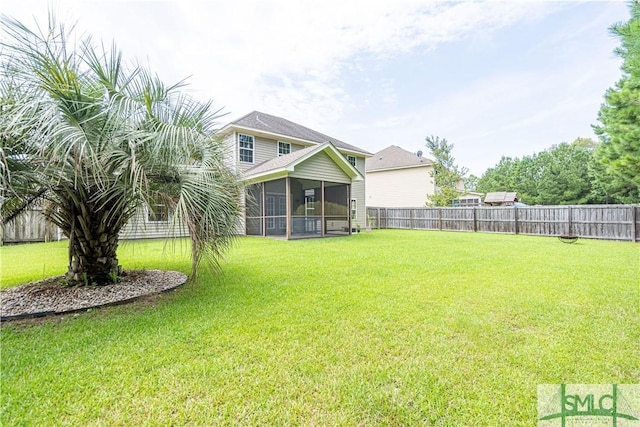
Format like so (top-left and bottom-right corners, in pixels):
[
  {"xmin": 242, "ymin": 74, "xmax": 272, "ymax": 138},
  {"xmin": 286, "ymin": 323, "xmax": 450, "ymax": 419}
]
[{"xmin": 1, "ymin": 15, "xmax": 241, "ymax": 285}]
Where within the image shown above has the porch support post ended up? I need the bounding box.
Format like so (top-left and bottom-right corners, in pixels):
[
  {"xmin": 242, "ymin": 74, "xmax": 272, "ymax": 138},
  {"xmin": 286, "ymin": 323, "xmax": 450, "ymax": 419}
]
[
  {"xmin": 261, "ymin": 182, "xmax": 266, "ymax": 237},
  {"xmin": 286, "ymin": 177, "xmax": 291, "ymax": 240},
  {"xmin": 321, "ymin": 181, "xmax": 326, "ymax": 237},
  {"xmin": 348, "ymin": 184, "xmax": 352, "ymax": 235}
]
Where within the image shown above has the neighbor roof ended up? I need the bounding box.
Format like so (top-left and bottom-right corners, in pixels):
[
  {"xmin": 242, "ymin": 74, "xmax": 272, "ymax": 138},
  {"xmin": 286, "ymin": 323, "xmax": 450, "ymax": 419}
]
[
  {"xmin": 366, "ymin": 145, "xmax": 433, "ymax": 172},
  {"xmin": 221, "ymin": 111, "xmax": 371, "ymax": 156},
  {"xmin": 484, "ymin": 192, "xmax": 518, "ymax": 203}
]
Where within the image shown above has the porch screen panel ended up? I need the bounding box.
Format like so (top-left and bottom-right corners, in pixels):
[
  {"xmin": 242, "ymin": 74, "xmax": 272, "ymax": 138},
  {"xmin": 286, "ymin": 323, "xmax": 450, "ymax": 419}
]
[
  {"xmin": 245, "ymin": 184, "xmax": 263, "ymax": 236},
  {"xmin": 265, "ymin": 179, "xmax": 287, "ymax": 236},
  {"xmin": 324, "ymin": 182, "xmax": 350, "ymax": 236},
  {"xmin": 290, "ymin": 178, "xmax": 322, "ymax": 237}
]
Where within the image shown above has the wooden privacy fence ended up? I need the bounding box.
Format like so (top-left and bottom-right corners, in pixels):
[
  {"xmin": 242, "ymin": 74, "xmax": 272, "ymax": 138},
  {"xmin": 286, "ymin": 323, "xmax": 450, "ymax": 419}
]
[
  {"xmin": 366, "ymin": 205, "xmax": 640, "ymax": 242},
  {"xmin": 1, "ymin": 206, "xmax": 189, "ymax": 244},
  {"xmin": 1, "ymin": 205, "xmax": 61, "ymax": 244}
]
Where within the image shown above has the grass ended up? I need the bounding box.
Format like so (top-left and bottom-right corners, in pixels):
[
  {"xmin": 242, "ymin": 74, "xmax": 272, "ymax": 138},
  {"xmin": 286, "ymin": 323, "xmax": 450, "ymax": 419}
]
[{"xmin": 1, "ymin": 230, "xmax": 638, "ymax": 425}]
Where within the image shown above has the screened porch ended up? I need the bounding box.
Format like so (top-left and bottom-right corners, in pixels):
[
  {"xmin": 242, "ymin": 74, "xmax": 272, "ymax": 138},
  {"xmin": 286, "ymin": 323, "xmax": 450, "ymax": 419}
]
[{"xmin": 245, "ymin": 177, "xmax": 352, "ymax": 239}]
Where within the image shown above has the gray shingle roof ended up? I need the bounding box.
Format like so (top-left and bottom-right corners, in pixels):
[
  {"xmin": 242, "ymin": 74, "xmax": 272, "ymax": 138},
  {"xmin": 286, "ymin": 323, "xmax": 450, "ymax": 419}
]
[
  {"xmin": 366, "ymin": 145, "xmax": 432, "ymax": 172},
  {"xmin": 228, "ymin": 111, "xmax": 371, "ymax": 155}
]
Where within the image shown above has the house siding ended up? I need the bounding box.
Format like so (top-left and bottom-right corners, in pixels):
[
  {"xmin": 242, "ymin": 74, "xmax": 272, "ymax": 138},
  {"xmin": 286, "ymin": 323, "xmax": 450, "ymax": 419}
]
[
  {"xmin": 291, "ymin": 151, "xmax": 351, "ymax": 183},
  {"xmin": 366, "ymin": 166, "xmax": 435, "ymax": 208},
  {"xmin": 221, "ymin": 132, "xmax": 237, "ymax": 172},
  {"xmin": 119, "ymin": 209, "xmax": 189, "ymax": 240}
]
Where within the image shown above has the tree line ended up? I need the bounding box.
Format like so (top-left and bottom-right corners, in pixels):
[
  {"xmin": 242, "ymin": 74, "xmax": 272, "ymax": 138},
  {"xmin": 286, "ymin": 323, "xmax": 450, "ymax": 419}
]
[{"xmin": 472, "ymin": 138, "xmax": 634, "ymax": 205}]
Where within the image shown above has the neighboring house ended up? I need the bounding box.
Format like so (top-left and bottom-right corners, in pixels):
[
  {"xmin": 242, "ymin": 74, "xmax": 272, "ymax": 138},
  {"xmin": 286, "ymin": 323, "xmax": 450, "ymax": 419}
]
[
  {"xmin": 365, "ymin": 145, "xmax": 437, "ymax": 207},
  {"xmin": 453, "ymin": 192, "xmax": 484, "ymax": 207},
  {"xmin": 484, "ymin": 192, "xmax": 519, "ymax": 206},
  {"xmin": 216, "ymin": 111, "xmax": 371, "ymax": 239}
]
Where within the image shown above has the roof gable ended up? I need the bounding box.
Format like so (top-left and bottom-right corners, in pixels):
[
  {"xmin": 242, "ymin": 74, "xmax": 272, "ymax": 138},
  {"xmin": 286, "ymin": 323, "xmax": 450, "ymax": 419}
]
[
  {"xmin": 241, "ymin": 141, "xmax": 363, "ymax": 184},
  {"xmin": 366, "ymin": 145, "xmax": 432, "ymax": 172},
  {"xmin": 221, "ymin": 111, "xmax": 371, "ymax": 156}
]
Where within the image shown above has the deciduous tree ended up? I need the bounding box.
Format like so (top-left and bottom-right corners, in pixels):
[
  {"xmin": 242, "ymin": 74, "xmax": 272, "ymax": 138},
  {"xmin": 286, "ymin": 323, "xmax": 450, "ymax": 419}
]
[{"xmin": 424, "ymin": 135, "xmax": 468, "ymax": 206}]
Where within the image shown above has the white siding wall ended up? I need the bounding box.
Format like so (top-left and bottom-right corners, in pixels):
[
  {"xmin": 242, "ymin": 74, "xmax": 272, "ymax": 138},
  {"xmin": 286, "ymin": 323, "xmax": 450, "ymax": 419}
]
[{"xmin": 366, "ymin": 166, "xmax": 434, "ymax": 208}]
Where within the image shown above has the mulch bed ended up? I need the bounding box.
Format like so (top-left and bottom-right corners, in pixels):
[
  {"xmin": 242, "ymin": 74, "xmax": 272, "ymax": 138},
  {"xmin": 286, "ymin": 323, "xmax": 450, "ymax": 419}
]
[{"xmin": 1, "ymin": 270, "xmax": 187, "ymax": 321}]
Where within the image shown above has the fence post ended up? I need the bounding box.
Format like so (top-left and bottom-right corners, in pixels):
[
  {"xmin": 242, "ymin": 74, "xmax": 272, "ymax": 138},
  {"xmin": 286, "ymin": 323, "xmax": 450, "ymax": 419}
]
[
  {"xmin": 514, "ymin": 206, "xmax": 518, "ymax": 235},
  {"xmin": 382, "ymin": 208, "xmax": 386, "ymax": 229},
  {"xmin": 438, "ymin": 208, "xmax": 442, "ymax": 231},
  {"xmin": 472, "ymin": 207, "xmax": 477, "ymax": 233},
  {"xmin": 631, "ymin": 205, "xmax": 637, "ymax": 242},
  {"xmin": 567, "ymin": 205, "xmax": 573, "ymax": 236},
  {"xmin": 410, "ymin": 208, "xmax": 414, "ymax": 230},
  {"xmin": 377, "ymin": 208, "xmax": 381, "ymax": 229}
]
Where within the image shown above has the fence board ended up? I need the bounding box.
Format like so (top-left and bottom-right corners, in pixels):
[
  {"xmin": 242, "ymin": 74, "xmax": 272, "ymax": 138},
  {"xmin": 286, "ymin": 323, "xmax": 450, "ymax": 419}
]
[
  {"xmin": 367, "ymin": 205, "xmax": 640, "ymax": 242},
  {"xmin": 2, "ymin": 207, "xmax": 58, "ymax": 243}
]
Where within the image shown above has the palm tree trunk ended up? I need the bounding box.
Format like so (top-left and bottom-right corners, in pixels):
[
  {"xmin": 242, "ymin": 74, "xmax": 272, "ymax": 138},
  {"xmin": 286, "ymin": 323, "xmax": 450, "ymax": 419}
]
[
  {"xmin": 47, "ymin": 186, "xmax": 125, "ymax": 285},
  {"xmin": 66, "ymin": 221, "xmax": 122, "ymax": 285}
]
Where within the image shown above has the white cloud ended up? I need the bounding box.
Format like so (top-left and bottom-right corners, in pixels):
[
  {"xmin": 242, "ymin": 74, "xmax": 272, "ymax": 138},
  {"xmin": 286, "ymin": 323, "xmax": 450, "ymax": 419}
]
[
  {"xmin": 1, "ymin": 0, "xmax": 628, "ymax": 175},
  {"xmin": 3, "ymin": 1, "xmax": 550, "ymax": 115}
]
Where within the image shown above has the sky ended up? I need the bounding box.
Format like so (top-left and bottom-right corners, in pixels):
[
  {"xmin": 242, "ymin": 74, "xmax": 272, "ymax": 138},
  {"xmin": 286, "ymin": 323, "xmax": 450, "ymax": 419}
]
[{"xmin": 0, "ymin": 1, "xmax": 631, "ymax": 176}]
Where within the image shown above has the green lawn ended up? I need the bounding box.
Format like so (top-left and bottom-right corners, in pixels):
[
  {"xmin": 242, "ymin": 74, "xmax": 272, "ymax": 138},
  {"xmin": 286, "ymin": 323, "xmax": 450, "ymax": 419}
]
[{"xmin": 1, "ymin": 230, "xmax": 638, "ymax": 425}]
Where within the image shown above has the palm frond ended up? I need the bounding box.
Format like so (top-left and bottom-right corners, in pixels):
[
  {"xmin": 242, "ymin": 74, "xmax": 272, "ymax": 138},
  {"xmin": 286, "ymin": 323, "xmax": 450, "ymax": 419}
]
[{"xmin": 1, "ymin": 12, "xmax": 241, "ymax": 282}]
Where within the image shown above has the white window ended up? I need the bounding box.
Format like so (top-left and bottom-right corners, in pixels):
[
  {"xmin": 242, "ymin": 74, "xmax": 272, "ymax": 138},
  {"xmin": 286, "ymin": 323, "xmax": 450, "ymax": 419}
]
[
  {"xmin": 238, "ymin": 134, "xmax": 254, "ymax": 163},
  {"xmin": 347, "ymin": 155, "xmax": 356, "ymax": 167},
  {"xmin": 148, "ymin": 204, "xmax": 170, "ymax": 222},
  {"xmin": 351, "ymin": 198, "xmax": 357, "ymax": 219},
  {"xmin": 278, "ymin": 141, "xmax": 291, "ymax": 156}
]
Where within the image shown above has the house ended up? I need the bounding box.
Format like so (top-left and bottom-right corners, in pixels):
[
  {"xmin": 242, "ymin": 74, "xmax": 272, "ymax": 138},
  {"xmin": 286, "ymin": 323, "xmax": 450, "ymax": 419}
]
[
  {"xmin": 216, "ymin": 111, "xmax": 371, "ymax": 239},
  {"xmin": 2, "ymin": 111, "xmax": 370, "ymax": 243},
  {"xmin": 365, "ymin": 145, "xmax": 437, "ymax": 207},
  {"xmin": 483, "ymin": 192, "xmax": 519, "ymax": 206}
]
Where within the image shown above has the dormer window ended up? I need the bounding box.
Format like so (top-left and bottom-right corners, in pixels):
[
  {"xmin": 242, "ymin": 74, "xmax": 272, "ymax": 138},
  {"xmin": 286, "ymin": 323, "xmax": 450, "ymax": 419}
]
[{"xmin": 278, "ymin": 141, "xmax": 291, "ymax": 157}]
